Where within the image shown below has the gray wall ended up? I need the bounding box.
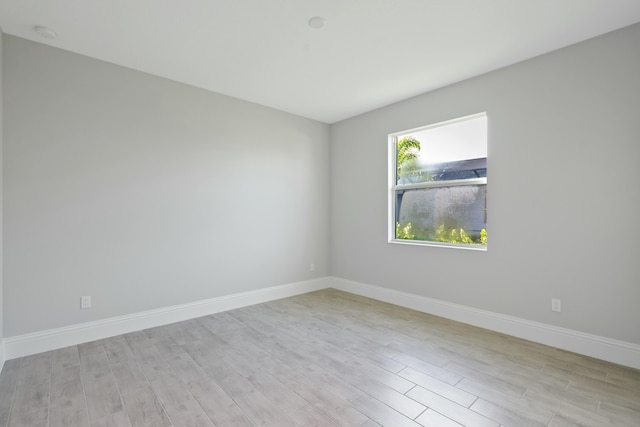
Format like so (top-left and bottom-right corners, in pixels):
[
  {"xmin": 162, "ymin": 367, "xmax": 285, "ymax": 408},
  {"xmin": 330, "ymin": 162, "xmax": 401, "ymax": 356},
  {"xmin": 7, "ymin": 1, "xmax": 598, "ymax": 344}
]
[
  {"xmin": 331, "ymin": 23, "xmax": 640, "ymax": 344},
  {"xmin": 0, "ymin": 29, "xmax": 4, "ymax": 351},
  {"xmin": 3, "ymin": 36, "xmax": 330, "ymax": 336}
]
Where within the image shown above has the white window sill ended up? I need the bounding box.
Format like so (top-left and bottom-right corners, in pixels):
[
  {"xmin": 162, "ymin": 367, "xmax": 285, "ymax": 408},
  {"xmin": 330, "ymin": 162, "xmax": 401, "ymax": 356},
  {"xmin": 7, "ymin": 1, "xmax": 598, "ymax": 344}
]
[{"xmin": 389, "ymin": 239, "xmax": 487, "ymax": 251}]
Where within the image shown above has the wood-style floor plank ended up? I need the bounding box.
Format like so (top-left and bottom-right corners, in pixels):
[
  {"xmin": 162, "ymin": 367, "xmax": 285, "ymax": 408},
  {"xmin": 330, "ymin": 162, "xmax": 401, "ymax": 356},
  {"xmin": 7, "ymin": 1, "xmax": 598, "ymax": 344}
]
[
  {"xmin": 7, "ymin": 380, "xmax": 49, "ymax": 427},
  {"xmin": 161, "ymin": 398, "xmax": 215, "ymax": 427},
  {"xmin": 0, "ymin": 288, "xmax": 639, "ymax": 426},
  {"xmin": 121, "ymin": 386, "xmax": 172, "ymax": 427},
  {"xmin": 0, "ymin": 359, "xmax": 21, "ymax": 427},
  {"xmin": 49, "ymin": 365, "xmax": 90, "ymax": 427},
  {"xmin": 7, "ymin": 354, "xmax": 51, "ymax": 427}
]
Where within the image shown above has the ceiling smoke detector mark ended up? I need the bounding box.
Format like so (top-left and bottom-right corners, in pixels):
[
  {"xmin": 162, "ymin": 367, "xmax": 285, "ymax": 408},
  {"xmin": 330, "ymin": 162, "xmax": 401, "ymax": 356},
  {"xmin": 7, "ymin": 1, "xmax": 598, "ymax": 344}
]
[
  {"xmin": 34, "ymin": 25, "xmax": 57, "ymax": 39},
  {"xmin": 308, "ymin": 16, "xmax": 326, "ymax": 29}
]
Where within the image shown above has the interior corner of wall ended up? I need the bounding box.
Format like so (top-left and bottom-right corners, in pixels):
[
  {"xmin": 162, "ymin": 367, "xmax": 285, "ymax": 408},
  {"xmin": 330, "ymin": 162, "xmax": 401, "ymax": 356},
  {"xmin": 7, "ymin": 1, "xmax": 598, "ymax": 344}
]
[{"xmin": 0, "ymin": 339, "xmax": 6, "ymax": 373}]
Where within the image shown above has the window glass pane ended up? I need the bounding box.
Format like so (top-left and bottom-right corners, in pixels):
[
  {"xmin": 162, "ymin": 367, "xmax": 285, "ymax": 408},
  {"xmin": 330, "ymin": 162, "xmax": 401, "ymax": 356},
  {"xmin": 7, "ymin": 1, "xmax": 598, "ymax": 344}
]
[
  {"xmin": 396, "ymin": 115, "xmax": 487, "ymax": 184},
  {"xmin": 395, "ymin": 185, "xmax": 487, "ymax": 245}
]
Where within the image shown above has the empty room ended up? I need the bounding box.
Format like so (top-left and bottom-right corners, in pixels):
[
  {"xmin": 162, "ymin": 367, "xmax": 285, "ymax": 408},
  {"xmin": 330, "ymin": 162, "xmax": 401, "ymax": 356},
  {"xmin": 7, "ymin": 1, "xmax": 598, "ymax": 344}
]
[{"xmin": 0, "ymin": 1, "xmax": 639, "ymax": 426}]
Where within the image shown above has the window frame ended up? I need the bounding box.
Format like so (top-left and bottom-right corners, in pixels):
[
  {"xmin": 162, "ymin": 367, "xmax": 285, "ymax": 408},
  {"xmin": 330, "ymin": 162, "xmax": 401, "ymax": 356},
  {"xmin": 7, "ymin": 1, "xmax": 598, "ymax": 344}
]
[{"xmin": 388, "ymin": 113, "xmax": 488, "ymax": 251}]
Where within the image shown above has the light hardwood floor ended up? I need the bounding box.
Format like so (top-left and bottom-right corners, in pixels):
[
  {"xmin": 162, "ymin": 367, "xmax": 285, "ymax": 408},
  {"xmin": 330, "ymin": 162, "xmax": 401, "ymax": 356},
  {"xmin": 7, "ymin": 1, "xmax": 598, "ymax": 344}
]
[{"xmin": 0, "ymin": 289, "xmax": 639, "ymax": 426}]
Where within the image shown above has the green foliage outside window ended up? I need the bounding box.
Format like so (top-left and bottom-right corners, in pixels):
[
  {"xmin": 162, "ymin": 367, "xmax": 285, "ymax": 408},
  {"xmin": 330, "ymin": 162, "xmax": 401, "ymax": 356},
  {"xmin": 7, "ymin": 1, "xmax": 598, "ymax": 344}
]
[
  {"xmin": 397, "ymin": 137, "xmax": 432, "ymax": 183},
  {"xmin": 396, "ymin": 222, "xmax": 487, "ymax": 246},
  {"xmin": 435, "ymin": 224, "xmax": 475, "ymax": 244},
  {"xmin": 395, "ymin": 222, "xmax": 415, "ymax": 240}
]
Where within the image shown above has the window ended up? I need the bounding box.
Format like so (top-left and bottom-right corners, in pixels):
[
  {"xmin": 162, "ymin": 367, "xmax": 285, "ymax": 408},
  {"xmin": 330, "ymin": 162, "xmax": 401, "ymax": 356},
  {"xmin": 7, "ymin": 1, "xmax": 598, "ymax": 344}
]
[{"xmin": 389, "ymin": 113, "xmax": 487, "ymax": 249}]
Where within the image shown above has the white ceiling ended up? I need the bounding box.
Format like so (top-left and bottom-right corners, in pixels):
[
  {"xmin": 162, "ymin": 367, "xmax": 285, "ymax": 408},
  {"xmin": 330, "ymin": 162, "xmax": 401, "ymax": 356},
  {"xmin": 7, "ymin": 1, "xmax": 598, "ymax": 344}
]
[{"xmin": 1, "ymin": 1, "xmax": 639, "ymax": 124}]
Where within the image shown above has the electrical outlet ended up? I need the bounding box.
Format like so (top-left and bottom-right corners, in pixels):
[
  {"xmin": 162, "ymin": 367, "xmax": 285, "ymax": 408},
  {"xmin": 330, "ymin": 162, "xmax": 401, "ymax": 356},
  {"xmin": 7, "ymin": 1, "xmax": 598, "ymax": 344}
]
[
  {"xmin": 81, "ymin": 296, "xmax": 92, "ymax": 309},
  {"xmin": 309, "ymin": 263, "xmax": 315, "ymax": 272},
  {"xmin": 551, "ymin": 298, "xmax": 561, "ymax": 312}
]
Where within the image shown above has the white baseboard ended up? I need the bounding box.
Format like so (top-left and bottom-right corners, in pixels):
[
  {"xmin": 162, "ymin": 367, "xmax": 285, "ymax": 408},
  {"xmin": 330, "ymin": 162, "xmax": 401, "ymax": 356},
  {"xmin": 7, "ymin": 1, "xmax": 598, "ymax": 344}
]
[
  {"xmin": 331, "ymin": 277, "xmax": 640, "ymax": 370},
  {"xmin": 4, "ymin": 277, "xmax": 331, "ymax": 360},
  {"xmin": 5, "ymin": 275, "xmax": 639, "ymax": 371}
]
